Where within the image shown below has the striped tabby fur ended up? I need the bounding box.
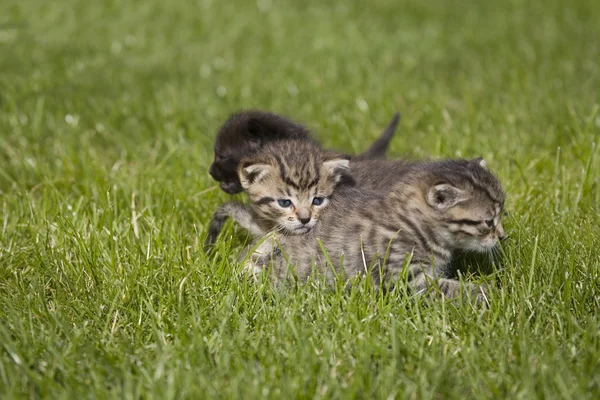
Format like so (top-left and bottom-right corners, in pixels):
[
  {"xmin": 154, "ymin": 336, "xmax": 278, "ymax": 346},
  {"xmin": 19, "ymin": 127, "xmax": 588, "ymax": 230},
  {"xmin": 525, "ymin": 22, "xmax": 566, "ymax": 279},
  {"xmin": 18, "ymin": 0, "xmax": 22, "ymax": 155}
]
[{"xmin": 246, "ymin": 158, "xmax": 505, "ymax": 302}]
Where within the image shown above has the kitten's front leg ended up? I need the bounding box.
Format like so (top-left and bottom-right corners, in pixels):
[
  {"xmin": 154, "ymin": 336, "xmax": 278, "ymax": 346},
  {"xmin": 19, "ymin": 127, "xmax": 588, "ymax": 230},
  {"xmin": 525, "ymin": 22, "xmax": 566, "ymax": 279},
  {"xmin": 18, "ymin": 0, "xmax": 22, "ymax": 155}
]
[
  {"xmin": 204, "ymin": 202, "xmax": 265, "ymax": 249},
  {"xmin": 241, "ymin": 234, "xmax": 279, "ymax": 276},
  {"xmin": 392, "ymin": 261, "xmax": 488, "ymax": 304}
]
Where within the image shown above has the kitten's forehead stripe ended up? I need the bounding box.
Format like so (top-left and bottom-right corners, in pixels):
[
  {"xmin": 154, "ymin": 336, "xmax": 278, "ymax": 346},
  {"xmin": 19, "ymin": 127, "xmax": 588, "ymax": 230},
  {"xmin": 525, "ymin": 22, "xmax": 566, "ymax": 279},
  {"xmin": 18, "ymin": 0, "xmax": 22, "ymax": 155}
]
[
  {"xmin": 464, "ymin": 174, "xmax": 499, "ymax": 204},
  {"xmin": 273, "ymin": 153, "xmax": 287, "ymax": 183},
  {"xmin": 283, "ymin": 177, "xmax": 301, "ymax": 190}
]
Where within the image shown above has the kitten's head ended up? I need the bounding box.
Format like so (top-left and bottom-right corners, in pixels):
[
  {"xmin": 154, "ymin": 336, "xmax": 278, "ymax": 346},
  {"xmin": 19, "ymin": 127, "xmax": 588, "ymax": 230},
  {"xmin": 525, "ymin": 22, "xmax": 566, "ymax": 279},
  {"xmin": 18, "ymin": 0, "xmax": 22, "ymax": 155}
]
[
  {"xmin": 239, "ymin": 140, "xmax": 352, "ymax": 234},
  {"xmin": 424, "ymin": 158, "xmax": 505, "ymax": 252},
  {"xmin": 209, "ymin": 110, "xmax": 311, "ymax": 194}
]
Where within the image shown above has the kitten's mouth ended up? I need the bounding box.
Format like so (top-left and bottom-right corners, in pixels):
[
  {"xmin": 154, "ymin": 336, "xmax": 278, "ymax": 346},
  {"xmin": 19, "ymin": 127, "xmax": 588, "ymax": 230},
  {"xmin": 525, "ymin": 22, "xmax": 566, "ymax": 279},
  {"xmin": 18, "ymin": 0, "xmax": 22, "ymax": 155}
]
[
  {"xmin": 219, "ymin": 180, "xmax": 244, "ymax": 195},
  {"xmin": 456, "ymin": 236, "xmax": 499, "ymax": 253},
  {"xmin": 470, "ymin": 238, "xmax": 499, "ymax": 253},
  {"xmin": 289, "ymin": 225, "xmax": 314, "ymax": 235}
]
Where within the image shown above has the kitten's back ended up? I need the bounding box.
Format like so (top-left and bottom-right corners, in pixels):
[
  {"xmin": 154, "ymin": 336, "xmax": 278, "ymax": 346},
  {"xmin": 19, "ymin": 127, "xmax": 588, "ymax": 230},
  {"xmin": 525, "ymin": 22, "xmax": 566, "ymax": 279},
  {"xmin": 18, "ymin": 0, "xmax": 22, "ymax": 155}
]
[{"xmin": 216, "ymin": 110, "xmax": 312, "ymax": 150}]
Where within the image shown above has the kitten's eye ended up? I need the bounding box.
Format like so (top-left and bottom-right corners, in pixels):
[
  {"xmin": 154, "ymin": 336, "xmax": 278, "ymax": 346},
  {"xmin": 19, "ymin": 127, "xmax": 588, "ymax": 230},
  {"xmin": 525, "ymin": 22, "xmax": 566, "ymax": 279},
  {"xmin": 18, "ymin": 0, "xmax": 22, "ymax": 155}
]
[
  {"xmin": 277, "ymin": 199, "xmax": 292, "ymax": 208},
  {"xmin": 485, "ymin": 219, "xmax": 494, "ymax": 228},
  {"xmin": 312, "ymin": 197, "xmax": 325, "ymax": 206}
]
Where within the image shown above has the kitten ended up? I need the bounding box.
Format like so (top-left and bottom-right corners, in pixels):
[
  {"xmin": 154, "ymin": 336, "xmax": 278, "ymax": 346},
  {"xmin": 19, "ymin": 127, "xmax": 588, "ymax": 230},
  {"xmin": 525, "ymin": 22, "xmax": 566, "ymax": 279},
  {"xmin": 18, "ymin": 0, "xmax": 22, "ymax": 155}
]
[
  {"xmin": 208, "ymin": 110, "xmax": 400, "ymax": 194},
  {"xmin": 246, "ymin": 158, "xmax": 505, "ymax": 302},
  {"xmin": 204, "ymin": 139, "xmax": 352, "ymax": 247},
  {"xmin": 204, "ymin": 149, "xmax": 407, "ymax": 248}
]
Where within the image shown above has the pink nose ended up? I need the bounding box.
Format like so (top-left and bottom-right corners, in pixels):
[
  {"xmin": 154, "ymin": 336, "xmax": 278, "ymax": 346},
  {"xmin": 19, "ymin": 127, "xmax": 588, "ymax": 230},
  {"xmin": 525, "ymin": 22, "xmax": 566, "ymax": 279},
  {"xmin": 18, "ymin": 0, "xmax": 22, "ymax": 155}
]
[{"xmin": 296, "ymin": 208, "xmax": 310, "ymax": 224}]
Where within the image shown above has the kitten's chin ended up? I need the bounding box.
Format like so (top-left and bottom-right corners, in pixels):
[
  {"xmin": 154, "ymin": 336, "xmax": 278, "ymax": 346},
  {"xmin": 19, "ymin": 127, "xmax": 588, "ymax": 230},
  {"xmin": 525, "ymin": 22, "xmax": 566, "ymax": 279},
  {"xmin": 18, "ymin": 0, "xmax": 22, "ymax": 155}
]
[
  {"xmin": 460, "ymin": 239, "xmax": 498, "ymax": 253},
  {"xmin": 282, "ymin": 223, "xmax": 315, "ymax": 235},
  {"xmin": 220, "ymin": 180, "xmax": 244, "ymax": 194},
  {"xmin": 291, "ymin": 226, "xmax": 314, "ymax": 235}
]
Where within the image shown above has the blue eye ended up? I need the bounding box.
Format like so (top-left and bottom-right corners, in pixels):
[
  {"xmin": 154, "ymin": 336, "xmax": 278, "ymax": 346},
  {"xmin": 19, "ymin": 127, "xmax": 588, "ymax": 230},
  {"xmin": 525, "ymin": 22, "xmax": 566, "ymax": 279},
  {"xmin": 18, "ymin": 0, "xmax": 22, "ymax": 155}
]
[
  {"xmin": 277, "ymin": 199, "xmax": 292, "ymax": 207},
  {"xmin": 312, "ymin": 197, "xmax": 325, "ymax": 206}
]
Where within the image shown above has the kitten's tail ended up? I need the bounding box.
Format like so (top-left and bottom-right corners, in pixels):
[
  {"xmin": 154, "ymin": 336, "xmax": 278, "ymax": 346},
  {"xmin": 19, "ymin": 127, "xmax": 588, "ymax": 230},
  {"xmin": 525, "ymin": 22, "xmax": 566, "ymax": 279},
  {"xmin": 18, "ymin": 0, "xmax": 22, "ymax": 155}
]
[
  {"xmin": 355, "ymin": 112, "xmax": 401, "ymax": 161},
  {"xmin": 204, "ymin": 202, "xmax": 264, "ymax": 250}
]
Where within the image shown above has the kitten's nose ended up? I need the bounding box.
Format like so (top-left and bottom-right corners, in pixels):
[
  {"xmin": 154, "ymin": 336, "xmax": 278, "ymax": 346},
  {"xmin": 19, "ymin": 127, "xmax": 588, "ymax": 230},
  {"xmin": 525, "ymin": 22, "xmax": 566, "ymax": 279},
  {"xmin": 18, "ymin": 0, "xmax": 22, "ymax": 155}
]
[
  {"xmin": 296, "ymin": 208, "xmax": 310, "ymax": 225},
  {"xmin": 299, "ymin": 217, "xmax": 311, "ymax": 225},
  {"xmin": 496, "ymin": 222, "xmax": 505, "ymax": 240}
]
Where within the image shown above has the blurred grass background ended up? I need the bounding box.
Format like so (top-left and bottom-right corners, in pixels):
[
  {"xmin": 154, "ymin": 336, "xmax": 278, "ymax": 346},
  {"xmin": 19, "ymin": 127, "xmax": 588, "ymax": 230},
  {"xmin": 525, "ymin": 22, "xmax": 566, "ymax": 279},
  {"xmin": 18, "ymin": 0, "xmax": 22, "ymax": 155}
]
[{"xmin": 1, "ymin": 0, "xmax": 599, "ymax": 398}]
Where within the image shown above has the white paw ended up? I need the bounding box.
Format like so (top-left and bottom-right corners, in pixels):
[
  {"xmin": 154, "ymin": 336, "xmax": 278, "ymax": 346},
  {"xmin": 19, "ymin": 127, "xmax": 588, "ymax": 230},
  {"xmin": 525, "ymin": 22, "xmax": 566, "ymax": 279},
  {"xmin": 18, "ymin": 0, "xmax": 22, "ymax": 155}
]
[
  {"xmin": 242, "ymin": 258, "xmax": 264, "ymax": 277},
  {"xmin": 241, "ymin": 234, "xmax": 280, "ymax": 279}
]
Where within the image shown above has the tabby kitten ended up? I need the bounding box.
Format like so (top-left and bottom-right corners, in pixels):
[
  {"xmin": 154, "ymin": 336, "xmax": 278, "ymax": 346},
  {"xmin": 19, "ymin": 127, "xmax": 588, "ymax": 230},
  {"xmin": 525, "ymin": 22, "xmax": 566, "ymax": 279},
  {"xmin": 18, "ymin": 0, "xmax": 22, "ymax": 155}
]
[
  {"xmin": 208, "ymin": 110, "xmax": 400, "ymax": 194},
  {"xmin": 204, "ymin": 139, "xmax": 352, "ymax": 247},
  {"xmin": 205, "ymin": 157, "xmax": 402, "ymax": 247},
  {"xmin": 246, "ymin": 158, "xmax": 505, "ymax": 302}
]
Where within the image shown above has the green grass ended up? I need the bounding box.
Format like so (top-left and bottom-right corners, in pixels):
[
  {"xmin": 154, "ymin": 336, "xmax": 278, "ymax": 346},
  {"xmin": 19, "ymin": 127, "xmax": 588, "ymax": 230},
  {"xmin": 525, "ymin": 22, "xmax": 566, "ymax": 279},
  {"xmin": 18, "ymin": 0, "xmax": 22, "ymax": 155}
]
[{"xmin": 1, "ymin": 0, "xmax": 599, "ymax": 398}]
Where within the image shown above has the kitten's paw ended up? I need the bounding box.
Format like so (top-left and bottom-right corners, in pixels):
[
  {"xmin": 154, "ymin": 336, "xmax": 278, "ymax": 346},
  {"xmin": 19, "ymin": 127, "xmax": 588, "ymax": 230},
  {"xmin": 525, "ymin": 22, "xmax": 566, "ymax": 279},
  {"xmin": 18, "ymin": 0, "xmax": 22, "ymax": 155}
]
[
  {"xmin": 433, "ymin": 279, "xmax": 489, "ymax": 306},
  {"xmin": 241, "ymin": 247, "xmax": 277, "ymax": 277},
  {"xmin": 473, "ymin": 283, "xmax": 490, "ymax": 306},
  {"xmin": 456, "ymin": 283, "xmax": 490, "ymax": 306},
  {"xmin": 242, "ymin": 259, "xmax": 264, "ymax": 278}
]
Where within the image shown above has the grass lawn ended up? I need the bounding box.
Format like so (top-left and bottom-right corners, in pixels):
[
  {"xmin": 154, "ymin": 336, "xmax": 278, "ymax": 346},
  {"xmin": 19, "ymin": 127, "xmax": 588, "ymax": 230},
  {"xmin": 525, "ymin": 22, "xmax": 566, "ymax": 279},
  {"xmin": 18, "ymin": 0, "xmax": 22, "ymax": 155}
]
[{"xmin": 1, "ymin": 0, "xmax": 599, "ymax": 398}]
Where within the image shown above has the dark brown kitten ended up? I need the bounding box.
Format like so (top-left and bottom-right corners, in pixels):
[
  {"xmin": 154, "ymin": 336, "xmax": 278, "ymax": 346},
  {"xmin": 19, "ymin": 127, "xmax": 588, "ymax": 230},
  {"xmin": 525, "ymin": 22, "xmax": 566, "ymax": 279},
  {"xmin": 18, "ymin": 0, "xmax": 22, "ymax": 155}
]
[{"xmin": 208, "ymin": 110, "xmax": 400, "ymax": 194}]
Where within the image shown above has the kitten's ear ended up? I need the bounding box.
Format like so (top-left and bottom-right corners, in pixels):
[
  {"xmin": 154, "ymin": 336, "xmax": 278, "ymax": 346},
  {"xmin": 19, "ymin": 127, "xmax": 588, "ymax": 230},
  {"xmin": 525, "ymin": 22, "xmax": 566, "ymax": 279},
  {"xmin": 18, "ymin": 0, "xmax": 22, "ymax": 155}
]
[
  {"xmin": 427, "ymin": 184, "xmax": 468, "ymax": 210},
  {"xmin": 239, "ymin": 162, "xmax": 271, "ymax": 189},
  {"xmin": 471, "ymin": 157, "xmax": 486, "ymax": 168},
  {"xmin": 246, "ymin": 118, "xmax": 264, "ymax": 148},
  {"xmin": 322, "ymin": 155, "xmax": 353, "ymax": 185}
]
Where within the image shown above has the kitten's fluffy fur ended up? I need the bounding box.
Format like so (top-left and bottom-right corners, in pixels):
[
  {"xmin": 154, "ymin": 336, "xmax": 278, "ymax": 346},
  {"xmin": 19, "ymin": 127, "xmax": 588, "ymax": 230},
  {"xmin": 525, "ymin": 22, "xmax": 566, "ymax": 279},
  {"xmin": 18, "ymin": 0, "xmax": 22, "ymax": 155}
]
[
  {"xmin": 205, "ymin": 139, "xmax": 351, "ymax": 247},
  {"xmin": 245, "ymin": 158, "xmax": 505, "ymax": 302},
  {"xmin": 209, "ymin": 110, "xmax": 400, "ymax": 194}
]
